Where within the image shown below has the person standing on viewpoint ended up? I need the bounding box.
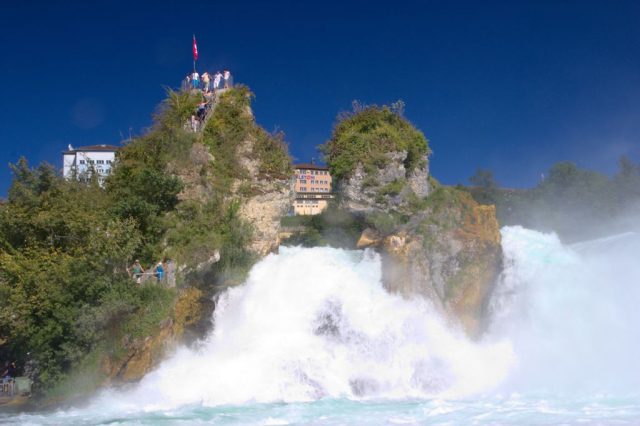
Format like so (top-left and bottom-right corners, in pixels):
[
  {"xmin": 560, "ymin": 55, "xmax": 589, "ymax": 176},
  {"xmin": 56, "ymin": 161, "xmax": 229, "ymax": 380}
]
[{"xmin": 223, "ymin": 69, "xmax": 232, "ymax": 88}]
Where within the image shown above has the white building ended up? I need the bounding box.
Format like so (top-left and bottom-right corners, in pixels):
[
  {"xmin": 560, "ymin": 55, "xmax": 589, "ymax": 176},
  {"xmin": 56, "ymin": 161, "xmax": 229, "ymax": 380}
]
[{"xmin": 63, "ymin": 144, "xmax": 119, "ymax": 186}]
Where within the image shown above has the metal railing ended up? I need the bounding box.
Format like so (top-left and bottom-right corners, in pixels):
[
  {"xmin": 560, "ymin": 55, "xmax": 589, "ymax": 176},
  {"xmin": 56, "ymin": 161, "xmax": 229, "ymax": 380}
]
[{"xmin": 0, "ymin": 377, "xmax": 30, "ymax": 397}]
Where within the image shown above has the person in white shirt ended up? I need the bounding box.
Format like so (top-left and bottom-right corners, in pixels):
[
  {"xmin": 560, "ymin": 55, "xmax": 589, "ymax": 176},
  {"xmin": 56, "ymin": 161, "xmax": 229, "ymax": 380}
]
[
  {"xmin": 223, "ymin": 70, "xmax": 232, "ymax": 88},
  {"xmin": 201, "ymin": 72, "xmax": 211, "ymax": 92},
  {"xmin": 213, "ymin": 71, "xmax": 222, "ymax": 91},
  {"xmin": 191, "ymin": 71, "xmax": 200, "ymax": 90}
]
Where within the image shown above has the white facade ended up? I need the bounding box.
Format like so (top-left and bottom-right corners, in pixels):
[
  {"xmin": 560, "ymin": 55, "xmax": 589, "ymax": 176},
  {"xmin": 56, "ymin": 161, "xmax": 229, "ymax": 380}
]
[{"xmin": 63, "ymin": 144, "xmax": 119, "ymax": 186}]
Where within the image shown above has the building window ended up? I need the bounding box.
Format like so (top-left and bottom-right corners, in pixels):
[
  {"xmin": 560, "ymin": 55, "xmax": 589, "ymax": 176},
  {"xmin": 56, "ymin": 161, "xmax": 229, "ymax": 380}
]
[
  {"xmin": 79, "ymin": 160, "xmax": 85, "ymax": 164},
  {"xmin": 97, "ymin": 160, "xmax": 105, "ymax": 164}
]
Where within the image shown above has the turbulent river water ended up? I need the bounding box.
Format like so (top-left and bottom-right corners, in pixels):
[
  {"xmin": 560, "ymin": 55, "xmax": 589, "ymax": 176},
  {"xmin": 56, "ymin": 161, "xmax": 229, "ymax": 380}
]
[{"xmin": 3, "ymin": 226, "xmax": 640, "ymax": 425}]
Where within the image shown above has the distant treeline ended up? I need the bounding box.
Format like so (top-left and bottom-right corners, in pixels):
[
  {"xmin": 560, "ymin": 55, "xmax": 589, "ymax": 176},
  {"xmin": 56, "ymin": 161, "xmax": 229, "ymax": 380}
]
[{"xmin": 467, "ymin": 156, "xmax": 640, "ymax": 242}]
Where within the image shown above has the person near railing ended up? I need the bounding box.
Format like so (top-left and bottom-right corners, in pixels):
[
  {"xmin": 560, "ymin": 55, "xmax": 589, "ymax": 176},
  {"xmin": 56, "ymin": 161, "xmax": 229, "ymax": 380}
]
[
  {"xmin": 1, "ymin": 361, "xmax": 16, "ymax": 396},
  {"xmin": 213, "ymin": 71, "xmax": 222, "ymax": 91},
  {"xmin": 191, "ymin": 71, "xmax": 200, "ymax": 89},
  {"xmin": 182, "ymin": 74, "xmax": 192, "ymax": 91},
  {"xmin": 154, "ymin": 262, "xmax": 164, "ymax": 283},
  {"xmin": 201, "ymin": 72, "xmax": 211, "ymax": 93},
  {"xmin": 223, "ymin": 69, "xmax": 232, "ymax": 88},
  {"xmin": 128, "ymin": 260, "xmax": 145, "ymax": 285}
]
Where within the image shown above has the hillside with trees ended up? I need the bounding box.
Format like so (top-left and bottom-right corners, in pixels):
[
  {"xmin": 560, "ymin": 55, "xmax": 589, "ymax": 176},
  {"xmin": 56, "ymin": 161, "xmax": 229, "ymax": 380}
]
[{"xmin": 0, "ymin": 86, "xmax": 291, "ymax": 400}]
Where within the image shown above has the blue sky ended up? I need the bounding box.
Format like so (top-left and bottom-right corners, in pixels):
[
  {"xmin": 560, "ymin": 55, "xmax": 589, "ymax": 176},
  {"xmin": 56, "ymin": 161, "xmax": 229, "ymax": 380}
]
[{"xmin": 1, "ymin": 0, "xmax": 639, "ymax": 195}]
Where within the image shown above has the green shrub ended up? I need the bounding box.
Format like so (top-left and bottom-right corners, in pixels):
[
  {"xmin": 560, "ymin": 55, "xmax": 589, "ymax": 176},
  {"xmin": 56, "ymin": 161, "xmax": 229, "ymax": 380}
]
[
  {"xmin": 365, "ymin": 211, "xmax": 401, "ymax": 235},
  {"xmin": 202, "ymin": 86, "xmax": 292, "ymax": 187},
  {"xmin": 202, "ymin": 87, "xmax": 254, "ymax": 185},
  {"xmin": 320, "ymin": 103, "xmax": 430, "ymax": 180},
  {"xmin": 379, "ymin": 178, "xmax": 406, "ymax": 196},
  {"xmin": 254, "ymin": 129, "xmax": 292, "ymax": 177}
]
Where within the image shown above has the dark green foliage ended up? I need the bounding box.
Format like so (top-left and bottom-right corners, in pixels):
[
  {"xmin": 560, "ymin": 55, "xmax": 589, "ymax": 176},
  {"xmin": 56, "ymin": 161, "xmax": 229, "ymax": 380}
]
[
  {"xmin": 254, "ymin": 129, "xmax": 292, "ymax": 177},
  {"xmin": 280, "ymin": 208, "xmax": 365, "ymax": 248},
  {"xmin": 0, "ymin": 160, "xmax": 146, "ymax": 390},
  {"xmin": 320, "ymin": 102, "xmax": 430, "ymax": 180},
  {"xmin": 164, "ymin": 198, "xmax": 255, "ymax": 286},
  {"xmin": 105, "ymin": 89, "xmax": 200, "ymax": 260},
  {"xmin": 0, "ymin": 85, "xmax": 278, "ymax": 397}
]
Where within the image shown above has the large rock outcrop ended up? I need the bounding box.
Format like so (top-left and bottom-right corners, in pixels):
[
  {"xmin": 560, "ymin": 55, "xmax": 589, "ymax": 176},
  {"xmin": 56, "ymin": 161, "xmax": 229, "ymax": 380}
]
[
  {"xmin": 378, "ymin": 192, "xmax": 501, "ymax": 336},
  {"xmin": 341, "ymin": 154, "xmax": 501, "ymax": 337}
]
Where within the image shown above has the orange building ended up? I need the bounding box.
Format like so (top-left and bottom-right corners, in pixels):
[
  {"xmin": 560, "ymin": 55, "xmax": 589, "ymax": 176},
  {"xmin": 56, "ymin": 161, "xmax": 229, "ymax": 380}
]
[{"xmin": 293, "ymin": 163, "xmax": 334, "ymax": 215}]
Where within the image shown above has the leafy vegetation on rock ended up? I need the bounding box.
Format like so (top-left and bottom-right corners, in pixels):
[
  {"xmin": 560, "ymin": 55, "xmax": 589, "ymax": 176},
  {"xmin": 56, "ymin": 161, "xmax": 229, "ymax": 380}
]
[
  {"xmin": 320, "ymin": 102, "xmax": 430, "ymax": 180},
  {"xmin": 0, "ymin": 160, "xmax": 176, "ymax": 391},
  {"xmin": 202, "ymin": 86, "xmax": 291, "ymax": 190},
  {"xmin": 0, "ymin": 85, "xmax": 290, "ymax": 398}
]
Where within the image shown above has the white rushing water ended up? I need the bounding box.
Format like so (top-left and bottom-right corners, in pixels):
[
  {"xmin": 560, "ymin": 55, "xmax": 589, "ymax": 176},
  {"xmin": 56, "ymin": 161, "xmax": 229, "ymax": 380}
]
[{"xmin": 3, "ymin": 226, "xmax": 640, "ymax": 425}]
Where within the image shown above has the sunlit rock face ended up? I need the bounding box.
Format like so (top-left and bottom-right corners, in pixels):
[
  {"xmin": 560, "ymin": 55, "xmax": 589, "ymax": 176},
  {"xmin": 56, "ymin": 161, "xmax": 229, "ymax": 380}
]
[
  {"xmin": 380, "ymin": 198, "xmax": 502, "ymax": 337},
  {"xmin": 338, "ymin": 150, "xmax": 501, "ymax": 337},
  {"xmin": 339, "ymin": 150, "xmax": 429, "ymax": 214}
]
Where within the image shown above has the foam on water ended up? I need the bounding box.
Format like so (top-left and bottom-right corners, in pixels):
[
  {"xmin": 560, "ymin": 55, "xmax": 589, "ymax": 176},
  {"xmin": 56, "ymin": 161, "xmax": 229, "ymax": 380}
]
[
  {"xmin": 3, "ymin": 226, "xmax": 640, "ymax": 424},
  {"xmin": 94, "ymin": 246, "xmax": 514, "ymax": 413}
]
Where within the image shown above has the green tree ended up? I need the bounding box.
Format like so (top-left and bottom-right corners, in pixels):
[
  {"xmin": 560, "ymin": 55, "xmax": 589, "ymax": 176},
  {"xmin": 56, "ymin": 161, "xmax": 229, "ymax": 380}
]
[
  {"xmin": 469, "ymin": 168, "xmax": 498, "ymax": 205},
  {"xmin": 320, "ymin": 102, "xmax": 430, "ymax": 180}
]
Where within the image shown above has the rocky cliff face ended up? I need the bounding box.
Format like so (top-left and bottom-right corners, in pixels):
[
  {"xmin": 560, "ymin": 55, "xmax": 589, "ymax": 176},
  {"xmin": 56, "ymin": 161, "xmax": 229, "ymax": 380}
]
[
  {"xmin": 234, "ymin": 138, "xmax": 294, "ymax": 256},
  {"xmin": 339, "ymin": 151, "xmax": 429, "ymax": 213},
  {"xmin": 342, "ymin": 155, "xmax": 501, "ymax": 337},
  {"xmin": 377, "ymin": 192, "xmax": 501, "ymax": 336}
]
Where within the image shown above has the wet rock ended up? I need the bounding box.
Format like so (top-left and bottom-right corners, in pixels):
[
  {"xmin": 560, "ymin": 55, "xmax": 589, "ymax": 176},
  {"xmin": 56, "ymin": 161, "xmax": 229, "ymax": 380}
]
[{"xmin": 356, "ymin": 228, "xmax": 382, "ymax": 248}]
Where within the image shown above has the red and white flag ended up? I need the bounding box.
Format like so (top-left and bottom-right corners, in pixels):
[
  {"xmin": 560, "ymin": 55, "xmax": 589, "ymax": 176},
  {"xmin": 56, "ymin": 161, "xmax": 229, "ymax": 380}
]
[{"xmin": 192, "ymin": 35, "xmax": 198, "ymax": 61}]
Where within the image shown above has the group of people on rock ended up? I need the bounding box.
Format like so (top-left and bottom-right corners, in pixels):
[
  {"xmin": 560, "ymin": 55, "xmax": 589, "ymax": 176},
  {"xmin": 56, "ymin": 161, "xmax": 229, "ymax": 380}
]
[
  {"xmin": 128, "ymin": 259, "xmax": 166, "ymax": 285},
  {"xmin": 182, "ymin": 69, "xmax": 233, "ymax": 93},
  {"xmin": 181, "ymin": 69, "xmax": 234, "ymax": 132}
]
